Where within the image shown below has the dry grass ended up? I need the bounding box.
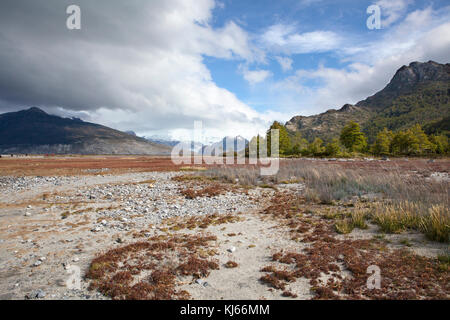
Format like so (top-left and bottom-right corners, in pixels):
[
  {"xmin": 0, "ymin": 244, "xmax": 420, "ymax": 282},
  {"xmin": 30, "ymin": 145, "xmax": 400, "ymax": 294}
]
[
  {"xmin": 371, "ymin": 202, "xmax": 449, "ymax": 242},
  {"xmin": 204, "ymin": 160, "xmax": 449, "ymax": 242},
  {"xmin": 259, "ymin": 194, "xmax": 450, "ymax": 299},
  {"xmin": 334, "ymin": 219, "xmax": 354, "ymax": 234}
]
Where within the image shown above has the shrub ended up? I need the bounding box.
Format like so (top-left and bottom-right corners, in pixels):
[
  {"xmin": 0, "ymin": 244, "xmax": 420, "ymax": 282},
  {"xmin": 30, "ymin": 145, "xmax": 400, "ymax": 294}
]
[
  {"xmin": 351, "ymin": 209, "xmax": 368, "ymax": 229},
  {"xmin": 419, "ymin": 205, "xmax": 449, "ymax": 243},
  {"xmin": 334, "ymin": 219, "xmax": 354, "ymax": 234}
]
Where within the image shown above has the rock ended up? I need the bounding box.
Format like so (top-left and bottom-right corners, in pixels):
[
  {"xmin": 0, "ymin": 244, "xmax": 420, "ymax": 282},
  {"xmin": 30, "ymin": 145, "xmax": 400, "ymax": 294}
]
[
  {"xmin": 195, "ymin": 279, "xmax": 205, "ymax": 285},
  {"xmin": 227, "ymin": 247, "xmax": 236, "ymax": 253},
  {"xmin": 56, "ymin": 279, "xmax": 66, "ymax": 287},
  {"xmin": 33, "ymin": 261, "xmax": 42, "ymax": 267},
  {"xmin": 24, "ymin": 212, "xmax": 31, "ymax": 217},
  {"xmin": 35, "ymin": 289, "xmax": 46, "ymax": 299},
  {"xmin": 39, "ymin": 257, "xmax": 46, "ymax": 261},
  {"xmin": 116, "ymin": 238, "xmax": 123, "ymax": 244},
  {"xmin": 72, "ymin": 257, "xmax": 80, "ymax": 262}
]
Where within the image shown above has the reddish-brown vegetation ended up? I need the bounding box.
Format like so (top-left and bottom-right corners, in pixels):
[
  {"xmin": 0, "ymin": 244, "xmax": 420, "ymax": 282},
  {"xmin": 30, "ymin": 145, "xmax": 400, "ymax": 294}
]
[
  {"xmin": 259, "ymin": 194, "xmax": 450, "ymax": 299},
  {"xmin": 86, "ymin": 234, "xmax": 219, "ymax": 300}
]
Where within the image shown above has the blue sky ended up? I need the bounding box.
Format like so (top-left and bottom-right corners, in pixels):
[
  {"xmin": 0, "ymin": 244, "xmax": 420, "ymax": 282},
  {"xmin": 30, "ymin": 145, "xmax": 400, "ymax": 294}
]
[
  {"xmin": 0, "ymin": 0, "xmax": 449, "ymax": 142},
  {"xmin": 203, "ymin": 0, "xmax": 450, "ymax": 120}
]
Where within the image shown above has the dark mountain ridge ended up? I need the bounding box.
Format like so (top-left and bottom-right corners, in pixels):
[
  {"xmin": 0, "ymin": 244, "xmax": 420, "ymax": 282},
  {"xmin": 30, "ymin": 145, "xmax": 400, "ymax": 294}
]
[{"xmin": 0, "ymin": 107, "xmax": 171, "ymax": 155}]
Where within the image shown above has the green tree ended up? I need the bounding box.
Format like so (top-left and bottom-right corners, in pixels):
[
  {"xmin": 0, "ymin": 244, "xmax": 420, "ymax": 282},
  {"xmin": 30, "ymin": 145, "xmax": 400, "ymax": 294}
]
[
  {"xmin": 391, "ymin": 130, "xmax": 418, "ymax": 155},
  {"xmin": 325, "ymin": 138, "xmax": 341, "ymax": 157},
  {"xmin": 429, "ymin": 134, "xmax": 449, "ymax": 154},
  {"xmin": 371, "ymin": 128, "xmax": 393, "ymax": 155},
  {"xmin": 340, "ymin": 121, "xmax": 367, "ymax": 152},
  {"xmin": 308, "ymin": 138, "xmax": 325, "ymax": 156},
  {"xmin": 410, "ymin": 124, "xmax": 434, "ymax": 154},
  {"xmin": 267, "ymin": 121, "xmax": 291, "ymax": 155}
]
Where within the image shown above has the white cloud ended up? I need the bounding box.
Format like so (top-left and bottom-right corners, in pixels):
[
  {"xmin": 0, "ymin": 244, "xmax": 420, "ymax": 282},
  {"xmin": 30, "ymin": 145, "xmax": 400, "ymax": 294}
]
[
  {"xmin": 240, "ymin": 65, "xmax": 273, "ymax": 85},
  {"xmin": 0, "ymin": 0, "xmax": 269, "ymax": 141},
  {"xmin": 275, "ymin": 56, "xmax": 293, "ymax": 72},
  {"xmin": 375, "ymin": 0, "xmax": 413, "ymax": 27},
  {"xmin": 260, "ymin": 24, "xmax": 342, "ymax": 54},
  {"xmin": 269, "ymin": 6, "xmax": 450, "ymax": 116}
]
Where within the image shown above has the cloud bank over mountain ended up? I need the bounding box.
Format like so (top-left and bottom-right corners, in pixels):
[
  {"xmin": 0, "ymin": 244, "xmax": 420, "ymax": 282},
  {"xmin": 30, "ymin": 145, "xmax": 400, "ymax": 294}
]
[{"xmin": 0, "ymin": 0, "xmax": 449, "ymax": 141}]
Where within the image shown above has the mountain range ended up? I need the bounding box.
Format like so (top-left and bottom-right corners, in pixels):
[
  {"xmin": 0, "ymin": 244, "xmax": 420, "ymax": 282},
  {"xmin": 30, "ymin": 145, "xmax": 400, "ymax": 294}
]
[
  {"xmin": 285, "ymin": 61, "xmax": 450, "ymax": 142},
  {"xmin": 0, "ymin": 107, "xmax": 171, "ymax": 155},
  {"xmin": 1, "ymin": 61, "xmax": 447, "ymax": 155}
]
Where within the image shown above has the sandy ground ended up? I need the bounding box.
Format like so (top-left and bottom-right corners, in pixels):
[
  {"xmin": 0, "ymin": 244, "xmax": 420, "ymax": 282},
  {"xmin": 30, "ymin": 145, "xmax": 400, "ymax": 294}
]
[
  {"xmin": 0, "ymin": 158, "xmax": 448, "ymax": 300},
  {"xmin": 178, "ymin": 213, "xmax": 314, "ymax": 300}
]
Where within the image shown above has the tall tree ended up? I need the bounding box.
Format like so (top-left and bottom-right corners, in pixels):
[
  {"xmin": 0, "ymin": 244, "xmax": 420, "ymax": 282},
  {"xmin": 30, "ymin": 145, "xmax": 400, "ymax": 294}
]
[
  {"xmin": 429, "ymin": 134, "xmax": 449, "ymax": 154},
  {"xmin": 371, "ymin": 128, "xmax": 393, "ymax": 155},
  {"xmin": 410, "ymin": 124, "xmax": 434, "ymax": 154},
  {"xmin": 340, "ymin": 121, "xmax": 367, "ymax": 152},
  {"xmin": 308, "ymin": 138, "xmax": 325, "ymax": 156},
  {"xmin": 325, "ymin": 138, "xmax": 342, "ymax": 157},
  {"xmin": 267, "ymin": 121, "xmax": 291, "ymax": 155}
]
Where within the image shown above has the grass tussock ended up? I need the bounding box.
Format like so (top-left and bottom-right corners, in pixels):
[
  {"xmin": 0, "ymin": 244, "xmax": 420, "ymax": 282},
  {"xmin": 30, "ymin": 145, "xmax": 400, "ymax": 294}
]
[
  {"xmin": 419, "ymin": 205, "xmax": 449, "ymax": 243},
  {"xmin": 334, "ymin": 219, "xmax": 354, "ymax": 234},
  {"xmin": 371, "ymin": 202, "xmax": 449, "ymax": 242},
  {"xmin": 351, "ymin": 209, "xmax": 368, "ymax": 229},
  {"xmin": 203, "ymin": 161, "xmax": 449, "ymax": 242}
]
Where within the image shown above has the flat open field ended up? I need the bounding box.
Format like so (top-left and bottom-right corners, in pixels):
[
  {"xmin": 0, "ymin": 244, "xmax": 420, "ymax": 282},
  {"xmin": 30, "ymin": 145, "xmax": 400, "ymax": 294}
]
[
  {"xmin": 0, "ymin": 156, "xmax": 188, "ymax": 176},
  {"xmin": 1, "ymin": 155, "xmax": 448, "ymax": 176},
  {"xmin": 0, "ymin": 156, "xmax": 448, "ymax": 300}
]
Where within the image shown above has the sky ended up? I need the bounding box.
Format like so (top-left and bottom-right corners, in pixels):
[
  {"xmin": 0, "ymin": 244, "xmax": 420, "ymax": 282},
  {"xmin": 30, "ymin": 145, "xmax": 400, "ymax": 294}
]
[{"xmin": 0, "ymin": 0, "xmax": 449, "ymax": 143}]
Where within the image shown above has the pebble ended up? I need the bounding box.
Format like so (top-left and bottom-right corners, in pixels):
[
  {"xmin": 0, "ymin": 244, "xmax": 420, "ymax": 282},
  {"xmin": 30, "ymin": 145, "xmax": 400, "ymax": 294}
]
[
  {"xmin": 35, "ymin": 289, "xmax": 46, "ymax": 299},
  {"xmin": 56, "ymin": 279, "xmax": 66, "ymax": 287}
]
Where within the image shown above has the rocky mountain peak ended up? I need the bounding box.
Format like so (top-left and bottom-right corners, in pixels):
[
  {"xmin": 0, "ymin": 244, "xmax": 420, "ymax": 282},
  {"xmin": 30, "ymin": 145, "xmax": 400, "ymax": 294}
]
[{"xmin": 387, "ymin": 60, "xmax": 449, "ymax": 92}]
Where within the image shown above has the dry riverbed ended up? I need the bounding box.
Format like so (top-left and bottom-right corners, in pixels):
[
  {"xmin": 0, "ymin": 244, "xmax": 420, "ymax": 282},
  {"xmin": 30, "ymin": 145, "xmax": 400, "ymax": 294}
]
[{"xmin": 0, "ymin": 169, "xmax": 448, "ymax": 300}]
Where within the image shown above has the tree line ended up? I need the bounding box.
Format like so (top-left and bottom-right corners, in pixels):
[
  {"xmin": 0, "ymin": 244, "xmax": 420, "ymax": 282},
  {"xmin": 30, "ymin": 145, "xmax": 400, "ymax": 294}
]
[{"xmin": 247, "ymin": 121, "xmax": 449, "ymax": 157}]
